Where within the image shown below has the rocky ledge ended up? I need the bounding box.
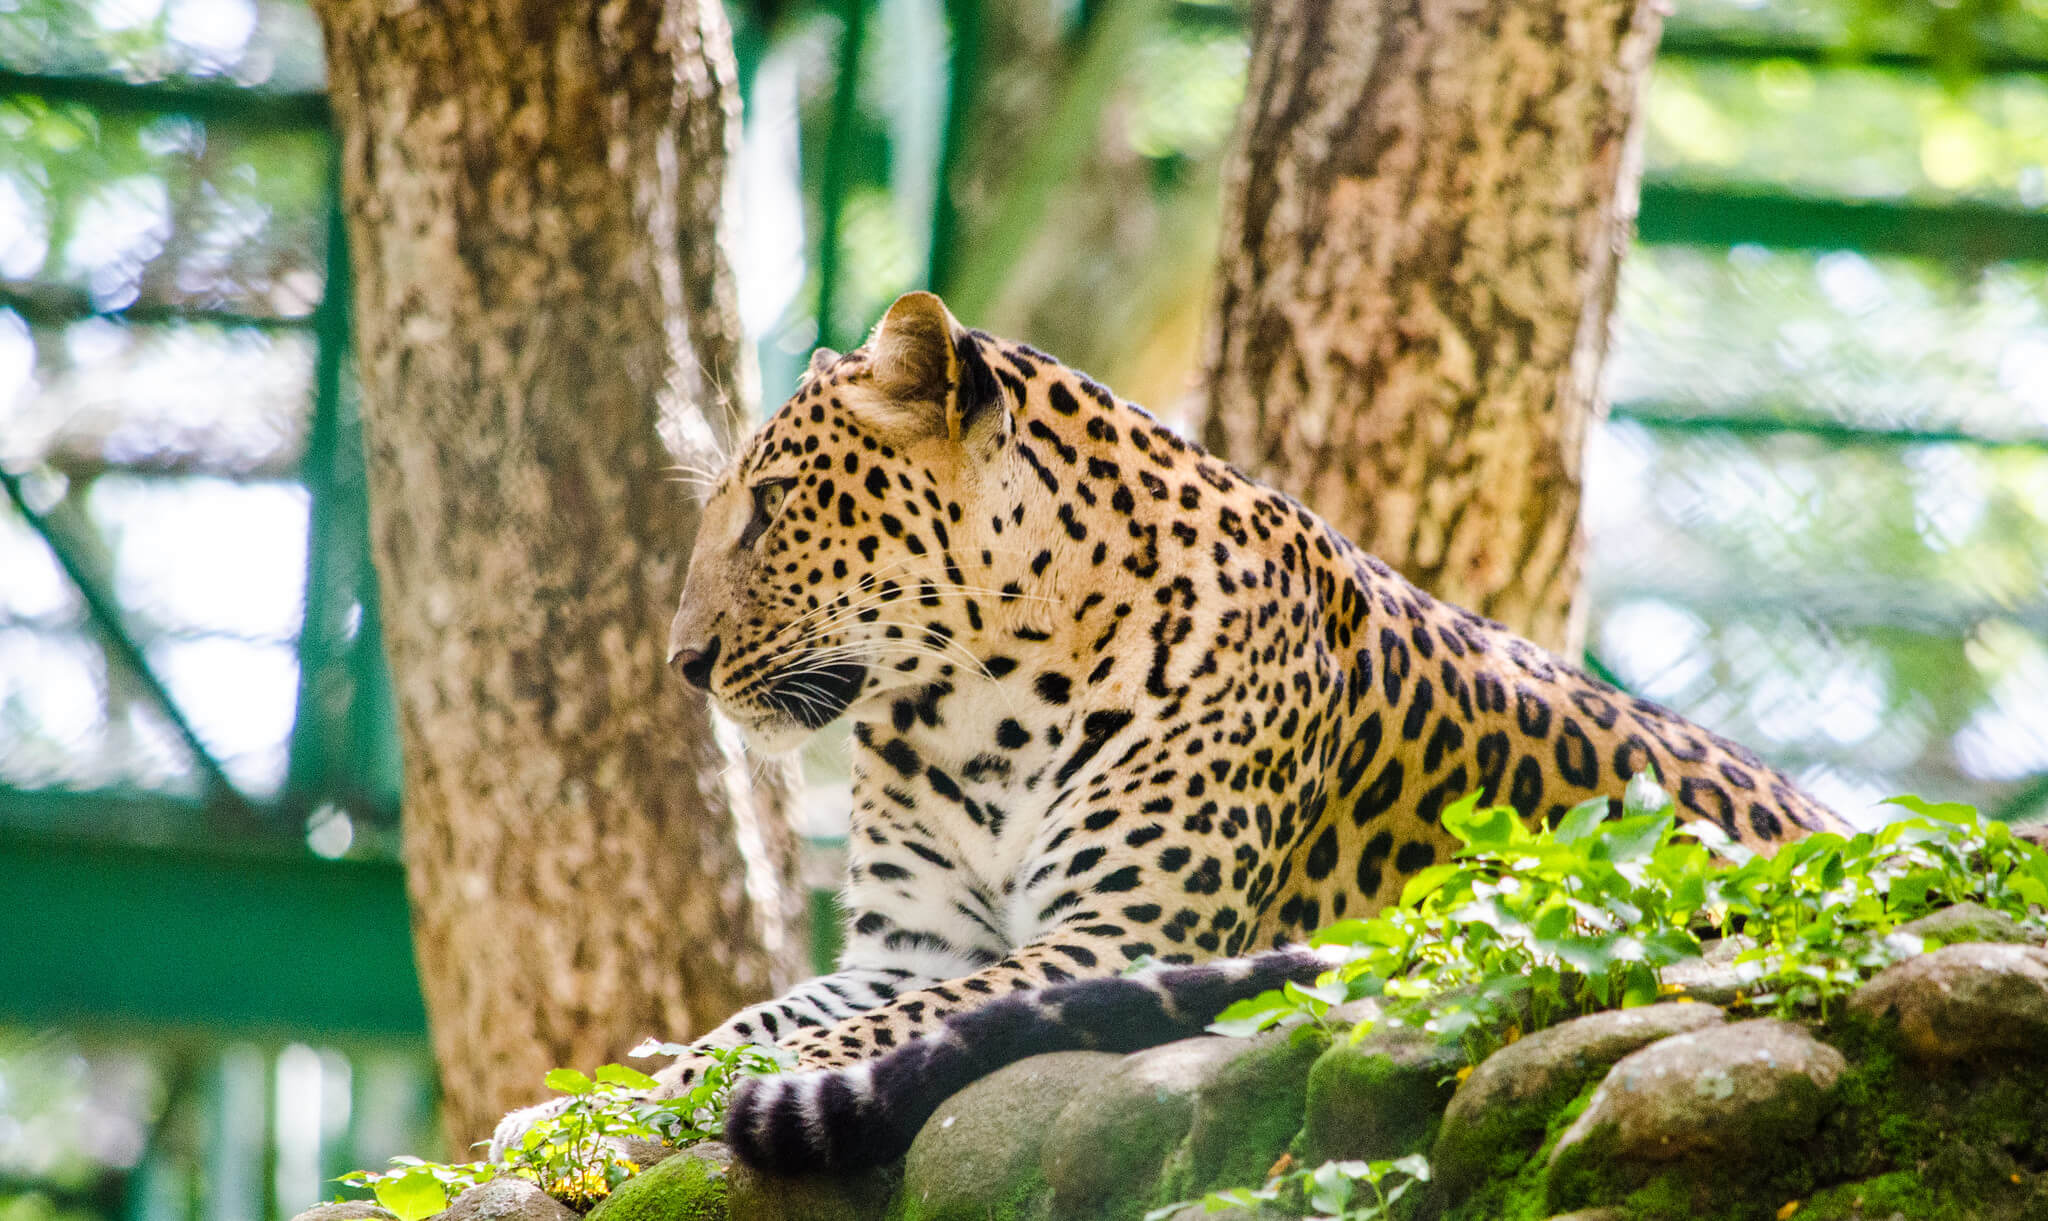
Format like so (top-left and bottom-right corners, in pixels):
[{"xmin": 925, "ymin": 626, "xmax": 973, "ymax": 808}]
[{"xmin": 303, "ymin": 906, "xmax": 2048, "ymax": 1221}]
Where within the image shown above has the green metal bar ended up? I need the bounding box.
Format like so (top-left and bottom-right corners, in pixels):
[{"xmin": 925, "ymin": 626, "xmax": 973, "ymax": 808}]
[
  {"xmin": 813, "ymin": 0, "xmax": 870, "ymax": 352},
  {"xmin": 0, "ymin": 830, "xmax": 425, "ymax": 1035},
  {"xmin": 941, "ymin": 0, "xmax": 1166, "ymax": 320},
  {"xmin": 1637, "ymin": 182, "xmax": 2048, "ymax": 262},
  {"xmin": 285, "ymin": 174, "xmax": 355, "ymax": 815},
  {"xmin": 1993, "ymin": 771, "xmax": 2048, "ymax": 827},
  {"xmin": 0, "ymin": 467, "xmax": 255, "ymax": 822},
  {"xmin": 1611, "ymin": 403, "xmax": 2048, "ymax": 451},
  {"xmin": 1657, "ymin": 24, "xmax": 2048, "ymax": 77},
  {"xmin": 0, "ymin": 788, "xmax": 297, "ymax": 850},
  {"xmin": 0, "ymin": 67, "xmax": 329, "ymax": 126},
  {"xmin": 1581, "ymin": 650, "xmax": 1631, "ymax": 694},
  {"xmin": 0, "ymin": 287, "xmax": 317, "ymax": 333},
  {"xmin": 926, "ymin": 0, "xmax": 983, "ymax": 291}
]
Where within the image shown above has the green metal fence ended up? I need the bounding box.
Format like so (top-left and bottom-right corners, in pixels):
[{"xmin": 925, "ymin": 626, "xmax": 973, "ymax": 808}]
[{"xmin": 1, "ymin": 1, "xmax": 2045, "ymax": 1218}]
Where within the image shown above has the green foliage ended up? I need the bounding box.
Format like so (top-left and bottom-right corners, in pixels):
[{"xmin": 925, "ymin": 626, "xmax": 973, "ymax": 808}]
[
  {"xmin": 1208, "ymin": 775, "xmax": 2048, "ymax": 1052},
  {"xmin": 1146, "ymin": 1154, "xmax": 1431, "ymax": 1221},
  {"xmin": 1189, "ymin": 781, "xmax": 2046, "ymax": 1220},
  {"xmin": 337, "ymin": 1045, "xmax": 786, "ymax": 1217}
]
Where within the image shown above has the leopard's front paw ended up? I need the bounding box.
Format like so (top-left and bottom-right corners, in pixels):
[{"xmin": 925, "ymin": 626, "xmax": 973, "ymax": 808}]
[
  {"xmin": 487, "ymin": 1096, "xmax": 576, "ymax": 1163},
  {"xmin": 647, "ymin": 1052, "xmax": 724, "ymax": 1100}
]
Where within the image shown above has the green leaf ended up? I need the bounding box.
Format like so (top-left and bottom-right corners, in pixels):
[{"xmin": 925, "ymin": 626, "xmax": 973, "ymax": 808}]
[
  {"xmin": 1208, "ymin": 990, "xmax": 1293, "ymax": 1038},
  {"xmin": 1885, "ymin": 794, "xmax": 1979, "ymax": 826},
  {"xmin": 372, "ymin": 1171, "xmax": 449, "ymax": 1221},
  {"xmin": 1307, "ymin": 1160, "xmax": 1354, "ymax": 1212},
  {"xmin": 1682, "ymin": 817, "xmax": 1754, "ymax": 866},
  {"xmin": 544, "ymin": 1068, "xmax": 594, "ymax": 1095},
  {"xmin": 1284, "ymin": 975, "xmax": 1348, "ymax": 1009},
  {"xmin": 595, "ymin": 1064, "xmax": 659, "ymax": 1090},
  {"xmin": 1621, "ymin": 962, "xmax": 1660, "ymax": 1007},
  {"xmin": 1310, "ymin": 918, "xmax": 1381, "ymax": 948},
  {"xmin": 1623, "ymin": 767, "xmax": 1671, "ymax": 817},
  {"xmin": 1546, "ymin": 933, "xmax": 1618, "ymax": 976},
  {"xmin": 1443, "ymin": 796, "xmax": 1523, "ymax": 850},
  {"xmin": 1591, "ymin": 813, "xmax": 1674, "ymax": 866},
  {"xmin": 1553, "ymin": 797, "xmax": 1611, "ymax": 845},
  {"xmin": 1399, "ymin": 863, "xmax": 1463, "ymax": 908},
  {"xmin": 1640, "ymin": 927, "xmax": 1703, "ymax": 967}
]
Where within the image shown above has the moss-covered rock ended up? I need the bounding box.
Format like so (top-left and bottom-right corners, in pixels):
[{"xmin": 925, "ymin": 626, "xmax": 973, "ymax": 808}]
[
  {"xmin": 1164, "ymin": 1027, "xmax": 1328, "ymax": 1200},
  {"xmin": 725, "ymin": 1156, "xmax": 900, "ymax": 1221},
  {"xmin": 1433, "ymin": 1002, "xmax": 1725, "ymax": 1199},
  {"xmin": 292, "ymin": 1204, "xmax": 397, "ymax": 1221},
  {"xmin": 1849, "ymin": 942, "xmax": 2048, "ymax": 1062},
  {"xmin": 1299, "ymin": 1026, "xmax": 1463, "ymax": 1164},
  {"xmin": 1041, "ymin": 1035, "xmax": 1277, "ymax": 1220},
  {"xmin": 586, "ymin": 1144, "xmax": 732, "ymax": 1221},
  {"xmin": 1892, "ymin": 901, "xmax": 2037, "ymax": 948},
  {"xmin": 1658, "ymin": 938, "xmax": 1765, "ymax": 1008},
  {"xmin": 894, "ymin": 1050, "xmax": 1121, "ymax": 1221},
  {"xmin": 1547, "ymin": 1020, "xmax": 1846, "ymax": 1212},
  {"xmin": 441, "ymin": 1179, "xmax": 578, "ymax": 1221}
]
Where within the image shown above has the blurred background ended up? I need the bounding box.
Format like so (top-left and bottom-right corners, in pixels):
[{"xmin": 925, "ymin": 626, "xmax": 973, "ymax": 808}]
[{"xmin": 2, "ymin": 0, "xmax": 2046, "ymax": 1217}]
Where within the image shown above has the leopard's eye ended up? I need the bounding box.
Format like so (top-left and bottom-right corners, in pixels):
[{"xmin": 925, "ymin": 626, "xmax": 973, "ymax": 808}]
[
  {"xmin": 741, "ymin": 478, "xmax": 796, "ymax": 548},
  {"xmin": 753, "ymin": 479, "xmax": 790, "ymax": 518}
]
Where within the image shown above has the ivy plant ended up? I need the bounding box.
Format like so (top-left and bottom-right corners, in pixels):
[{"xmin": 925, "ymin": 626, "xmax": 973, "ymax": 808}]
[
  {"xmin": 337, "ymin": 1043, "xmax": 787, "ymax": 1218},
  {"xmin": 1208, "ymin": 776, "xmax": 2047, "ymax": 1058},
  {"xmin": 1148, "ymin": 1153, "xmax": 1433, "ymax": 1221}
]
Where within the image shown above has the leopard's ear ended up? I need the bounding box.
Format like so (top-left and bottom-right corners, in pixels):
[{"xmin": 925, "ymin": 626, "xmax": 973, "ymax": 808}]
[
  {"xmin": 807, "ymin": 346, "xmax": 842, "ymax": 380},
  {"xmin": 866, "ymin": 292, "xmax": 1001, "ymax": 444}
]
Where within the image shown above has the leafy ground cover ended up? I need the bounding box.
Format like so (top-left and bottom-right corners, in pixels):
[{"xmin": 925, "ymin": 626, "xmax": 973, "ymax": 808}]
[
  {"xmin": 338, "ymin": 1046, "xmax": 787, "ymax": 1219},
  {"xmin": 1157, "ymin": 774, "xmax": 2048, "ymax": 1219}
]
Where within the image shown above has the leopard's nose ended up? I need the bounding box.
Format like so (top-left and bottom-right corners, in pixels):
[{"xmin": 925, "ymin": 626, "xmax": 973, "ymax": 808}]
[{"xmin": 669, "ymin": 636, "xmax": 721, "ymax": 691}]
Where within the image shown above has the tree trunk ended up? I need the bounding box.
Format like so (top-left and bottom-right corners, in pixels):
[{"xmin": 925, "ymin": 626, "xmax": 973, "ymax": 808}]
[
  {"xmin": 312, "ymin": 0, "xmax": 805, "ymax": 1150},
  {"xmin": 1196, "ymin": 0, "xmax": 1664, "ymax": 655}
]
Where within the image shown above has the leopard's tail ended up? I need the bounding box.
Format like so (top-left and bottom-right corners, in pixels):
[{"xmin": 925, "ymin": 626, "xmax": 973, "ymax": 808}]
[{"xmin": 723, "ymin": 947, "xmax": 1330, "ymax": 1174}]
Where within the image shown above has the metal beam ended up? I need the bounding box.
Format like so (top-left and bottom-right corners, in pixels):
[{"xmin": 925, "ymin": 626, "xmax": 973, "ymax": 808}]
[
  {"xmin": 1611, "ymin": 403, "xmax": 2048, "ymax": 451},
  {"xmin": 0, "ymin": 468, "xmax": 256, "ymax": 824},
  {"xmin": 1657, "ymin": 24, "xmax": 2048, "ymax": 78},
  {"xmin": 0, "ymin": 831, "xmax": 425, "ymax": 1037},
  {"xmin": 0, "ymin": 67, "xmax": 328, "ymax": 126},
  {"xmin": 813, "ymin": 0, "xmax": 870, "ymax": 353},
  {"xmin": 0, "ymin": 286, "xmax": 317, "ymax": 333},
  {"xmin": 1637, "ymin": 183, "xmax": 2048, "ymax": 262}
]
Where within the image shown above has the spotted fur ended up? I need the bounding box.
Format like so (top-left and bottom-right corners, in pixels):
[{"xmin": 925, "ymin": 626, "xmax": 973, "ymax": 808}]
[{"xmin": 560, "ymin": 292, "xmax": 1842, "ymax": 1172}]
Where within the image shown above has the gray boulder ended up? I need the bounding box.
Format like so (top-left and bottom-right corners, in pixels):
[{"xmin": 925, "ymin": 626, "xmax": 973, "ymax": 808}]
[
  {"xmin": 290, "ymin": 1204, "xmax": 397, "ymax": 1221},
  {"xmin": 897, "ymin": 1050, "xmax": 1121, "ymax": 1221},
  {"xmin": 1849, "ymin": 942, "xmax": 2048, "ymax": 1061},
  {"xmin": 441, "ymin": 1179, "xmax": 578, "ymax": 1221},
  {"xmin": 1659, "ymin": 937, "xmax": 1766, "ymax": 1007},
  {"xmin": 725, "ymin": 1155, "xmax": 899, "ymax": 1221},
  {"xmin": 585, "ymin": 1143, "xmax": 731, "ymax": 1221},
  {"xmin": 1042, "ymin": 1033, "xmax": 1303, "ymax": 1220},
  {"xmin": 1299, "ymin": 1025, "xmax": 1463, "ymax": 1164},
  {"xmin": 1892, "ymin": 902, "xmax": 2037, "ymax": 948},
  {"xmin": 1547, "ymin": 1019, "xmax": 1845, "ymax": 1206},
  {"xmin": 1432, "ymin": 1002, "xmax": 1726, "ymax": 1195},
  {"xmin": 1167, "ymin": 1029, "xmax": 1325, "ymax": 1200}
]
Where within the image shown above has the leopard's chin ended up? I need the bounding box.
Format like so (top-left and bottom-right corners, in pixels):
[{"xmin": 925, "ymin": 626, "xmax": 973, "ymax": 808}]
[
  {"xmin": 733, "ymin": 717, "xmax": 816, "ymax": 757},
  {"xmin": 720, "ymin": 656, "xmax": 870, "ymax": 754},
  {"xmin": 763, "ymin": 657, "xmax": 868, "ymax": 727}
]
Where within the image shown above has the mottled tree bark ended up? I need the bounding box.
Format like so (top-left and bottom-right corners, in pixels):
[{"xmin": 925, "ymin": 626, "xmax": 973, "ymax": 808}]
[
  {"xmin": 1197, "ymin": 0, "xmax": 1663, "ymax": 655},
  {"xmin": 312, "ymin": 0, "xmax": 805, "ymax": 1149}
]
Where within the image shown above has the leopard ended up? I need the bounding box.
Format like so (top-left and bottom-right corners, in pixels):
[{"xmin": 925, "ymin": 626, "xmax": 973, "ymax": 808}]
[{"xmin": 496, "ymin": 290, "xmax": 1845, "ymax": 1176}]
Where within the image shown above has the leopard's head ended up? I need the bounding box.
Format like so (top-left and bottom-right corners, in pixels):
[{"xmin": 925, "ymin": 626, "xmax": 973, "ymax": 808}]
[{"xmin": 667, "ymin": 292, "xmax": 1013, "ymax": 751}]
